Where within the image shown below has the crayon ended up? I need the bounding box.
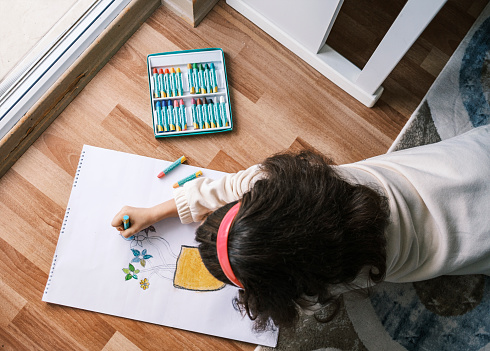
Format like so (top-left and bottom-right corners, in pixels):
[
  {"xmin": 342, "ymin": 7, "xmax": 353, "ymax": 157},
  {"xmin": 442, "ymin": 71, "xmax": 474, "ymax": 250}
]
[
  {"xmin": 162, "ymin": 100, "xmax": 169, "ymax": 132},
  {"xmin": 163, "ymin": 69, "xmax": 171, "ymax": 97},
  {"xmin": 192, "ymin": 63, "xmax": 199, "ymax": 94},
  {"xmin": 156, "ymin": 69, "xmax": 165, "ymax": 98},
  {"xmin": 173, "ymin": 100, "xmax": 181, "ymax": 131},
  {"xmin": 176, "ymin": 67, "xmax": 183, "ymax": 96},
  {"xmin": 170, "ymin": 67, "xmax": 177, "ymax": 97},
  {"xmin": 197, "ymin": 64, "xmax": 205, "ymax": 94},
  {"xmin": 209, "ymin": 63, "xmax": 218, "ymax": 93},
  {"xmin": 187, "ymin": 63, "xmax": 196, "ymax": 94},
  {"xmin": 191, "ymin": 98, "xmax": 198, "ymax": 129},
  {"xmin": 196, "ymin": 98, "xmax": 204, "ymax": 129},
  {"xmin": 213, "ymin": 98, "xmax": 220, "ymax": 127},
  {"xmin": 157, "ymin": 156, "xmax": 187, "ymax": 178},
  {"xmin": 179, "ymin": 99, "xmax": 187, "ymax": 130},
  {"xmin": 155, "ymin": 101, "xmax": 164, "ymax": 133},
  {"xmin": 167, "ymin": 99, "xmax": 175, "ymax": 131},
  {"xmin": 203, "ymin": 64, "xmax": 211, "ymax": 94},
  {"xmin": 173, "ymin": 170, "xmax": 203, "ymax": 188},
  {"xmin": 123, "ymin": 215, "xmax": 130, "ymax": 230},
  {"xmin": 219, "ymin": 96, "xmax": 228, "ymax": 126},
  {"xmin": 202, "ymin": 98, "xmax": 210, "ymax": 129},
  {"xmin": 208, "ymin": 99, "xmax": 216, "ymax": 128},
  {"xmin": 152, "ymin": 68, "xmax": 160, "ymax": 98}
]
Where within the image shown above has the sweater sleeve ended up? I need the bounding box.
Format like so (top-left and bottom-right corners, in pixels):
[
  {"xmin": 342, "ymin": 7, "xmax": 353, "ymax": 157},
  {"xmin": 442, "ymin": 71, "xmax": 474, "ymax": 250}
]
[{"xmin": 173, "ymin": 164, "xmax": 263, "ymax": 224}]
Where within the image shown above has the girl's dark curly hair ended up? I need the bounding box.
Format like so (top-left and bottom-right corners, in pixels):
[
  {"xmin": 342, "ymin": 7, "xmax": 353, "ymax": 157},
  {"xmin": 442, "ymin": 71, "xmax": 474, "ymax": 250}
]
[{"xmin": 195, "ymin": 150, "xmax": 389, "ymax": 331}]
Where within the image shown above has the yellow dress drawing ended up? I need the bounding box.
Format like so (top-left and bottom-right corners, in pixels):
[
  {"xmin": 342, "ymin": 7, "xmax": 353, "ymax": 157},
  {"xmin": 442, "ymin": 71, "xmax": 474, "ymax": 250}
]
[{"xmin": 173, "ymin": 246, "xmax": 225, "ymax": 291}]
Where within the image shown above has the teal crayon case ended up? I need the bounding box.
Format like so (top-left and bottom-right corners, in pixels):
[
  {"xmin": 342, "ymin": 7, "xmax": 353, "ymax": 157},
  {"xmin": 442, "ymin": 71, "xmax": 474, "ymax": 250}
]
[{"xmin": 147, "ymin": 48, "xmax": 233, "ymax": 138}]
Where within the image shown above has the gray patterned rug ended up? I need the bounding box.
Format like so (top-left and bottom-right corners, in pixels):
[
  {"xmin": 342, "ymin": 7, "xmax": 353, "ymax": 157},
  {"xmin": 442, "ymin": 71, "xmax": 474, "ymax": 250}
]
[{"xmin": 257, "ymin": 3, "xmax": 490, "ymax": 351}]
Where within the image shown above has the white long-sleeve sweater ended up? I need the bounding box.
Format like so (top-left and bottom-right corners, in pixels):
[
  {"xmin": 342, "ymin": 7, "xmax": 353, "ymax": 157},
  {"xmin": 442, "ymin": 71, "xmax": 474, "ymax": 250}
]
[{"xmin": 173, "ymin": 125, "xmax": 490, "ymax": 283}]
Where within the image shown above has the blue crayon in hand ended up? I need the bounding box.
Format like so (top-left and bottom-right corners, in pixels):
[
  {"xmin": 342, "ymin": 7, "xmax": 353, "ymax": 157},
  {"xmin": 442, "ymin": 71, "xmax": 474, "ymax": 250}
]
[
  {"xmin": 122, "ymin": 215, "xmax": 133, "ymax": 241},
  {"xmin": 158, "ymin": 155, "xmax": 187, "ymax": 178},
  {"xmin": 123, "ymin": 215, "xmax": 130, "ymax": 230}
]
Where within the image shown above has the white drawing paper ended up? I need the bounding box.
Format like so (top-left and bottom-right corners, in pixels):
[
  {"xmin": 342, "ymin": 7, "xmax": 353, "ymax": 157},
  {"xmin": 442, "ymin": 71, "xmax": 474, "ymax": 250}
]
[{"xmin": 42, "ymin": 145, "xmax": 278, "ymax": 347}]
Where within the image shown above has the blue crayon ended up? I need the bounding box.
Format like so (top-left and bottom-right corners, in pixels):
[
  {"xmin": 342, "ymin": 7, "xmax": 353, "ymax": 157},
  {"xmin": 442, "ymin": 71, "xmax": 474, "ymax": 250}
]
[
  {"xmin": 122, "ymin": 215, "xmax": 133, "ymax": 240},
  {"xmin": 209, "ymin": 63, "xmax": 218, "ymax": 93},
  {"xmin": 152, "ymin": 68, "xmax": 160, "ymax": 98},
  {"xmin": 213, "ymin": 98, "xmax": 221, "ymax": 127},
  {"xmin": 155, "ymin": 101, "xmax": 164, "ymax": 133},
  {"xmin": 166, "ymin": 100, "xmax": 175, "ymax": 131},
  {"xmin": 203, "ymin": 64, "xmax": 211, "ymax": 94},
  {"xmin": 123, "ymin": 215, "xmax": 130, "ymax": 230}
]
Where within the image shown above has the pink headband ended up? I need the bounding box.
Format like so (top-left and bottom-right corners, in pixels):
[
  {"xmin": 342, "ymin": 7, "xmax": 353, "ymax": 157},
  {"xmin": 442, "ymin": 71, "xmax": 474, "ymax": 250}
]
[{"xmin": 216, "ymin": 203, "xmax": 243, "ymax": 288}]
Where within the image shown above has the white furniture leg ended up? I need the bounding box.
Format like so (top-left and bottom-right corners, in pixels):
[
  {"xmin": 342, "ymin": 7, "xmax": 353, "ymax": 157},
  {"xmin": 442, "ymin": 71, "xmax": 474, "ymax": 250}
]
[
  {"xmin": 355, "ymin": 0, "xmax": 447, "ymax": 95},
  {"xmin": 226, "ymin": 0, "xmax": 447, "ymax": 107}
]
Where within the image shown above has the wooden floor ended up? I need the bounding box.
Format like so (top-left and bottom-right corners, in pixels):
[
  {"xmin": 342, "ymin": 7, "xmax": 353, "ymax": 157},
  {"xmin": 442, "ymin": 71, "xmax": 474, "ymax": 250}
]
[{"xmin": 0, "ymin": 0, "xmax": 485, "ymax": 349}]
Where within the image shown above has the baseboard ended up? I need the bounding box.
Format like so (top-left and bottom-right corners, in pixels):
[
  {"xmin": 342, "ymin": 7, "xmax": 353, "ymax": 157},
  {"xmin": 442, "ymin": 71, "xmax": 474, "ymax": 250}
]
[{"xmin": 0, "ymin": 0, "xmax": 160, "ymax": 179}]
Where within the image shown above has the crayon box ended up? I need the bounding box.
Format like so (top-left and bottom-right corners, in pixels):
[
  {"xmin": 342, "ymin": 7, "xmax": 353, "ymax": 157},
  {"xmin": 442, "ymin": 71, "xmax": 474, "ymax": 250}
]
[{"xmin": 147, "ymin": 48, "xmax": 233, "ymax": 138}]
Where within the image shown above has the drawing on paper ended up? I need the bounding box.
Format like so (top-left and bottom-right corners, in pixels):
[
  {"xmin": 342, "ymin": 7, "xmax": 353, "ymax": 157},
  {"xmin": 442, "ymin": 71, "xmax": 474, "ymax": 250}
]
[
  {"xmin": 121, "ymin": 226, "xmax": 224, "ymax": 292},
  {"xmin": 173, "ymin": 245, "xmax": 226, "ymax": 292},
  {"xmin": 123, "ymin": 263, "xmax": 140, "ymax": 280}
]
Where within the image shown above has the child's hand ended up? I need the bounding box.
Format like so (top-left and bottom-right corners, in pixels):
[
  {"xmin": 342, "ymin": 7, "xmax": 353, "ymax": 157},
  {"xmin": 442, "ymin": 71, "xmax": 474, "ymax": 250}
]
[
  {"xmin": 111, "ymin": 200, "xmax": 179, "ymax": 238},
  {"xmin": 111, "ymin": 206, "xmax": 156, "ymax": 238}
]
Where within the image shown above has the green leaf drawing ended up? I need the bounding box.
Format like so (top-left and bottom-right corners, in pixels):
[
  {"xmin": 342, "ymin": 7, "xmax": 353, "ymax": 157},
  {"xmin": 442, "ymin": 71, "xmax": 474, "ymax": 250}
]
[
  {"xmin": 140, "ymin": 259, "xmax": 146, "ymax": 267},
  {"xmin": 123, "ymin": 268, "xmax": 130, "ymax": 274},
  {"xmin": 129, "ymin": 263, "xmax": 135, "ymax": 272},
  {"xmin": 134, "ymin": 269, "xmax": 140, "ymax": 274},
  {"xmin": 125, "ymin": 274, "xmax": 132, "ymax": 281}
]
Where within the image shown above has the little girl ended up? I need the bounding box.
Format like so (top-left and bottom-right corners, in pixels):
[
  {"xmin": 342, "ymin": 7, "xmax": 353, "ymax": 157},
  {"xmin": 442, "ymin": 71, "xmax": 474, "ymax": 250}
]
[{"xmin": 112, "ymin": 125, "xmax": 490, "ymax": 331}]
